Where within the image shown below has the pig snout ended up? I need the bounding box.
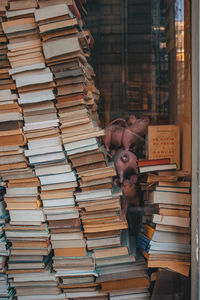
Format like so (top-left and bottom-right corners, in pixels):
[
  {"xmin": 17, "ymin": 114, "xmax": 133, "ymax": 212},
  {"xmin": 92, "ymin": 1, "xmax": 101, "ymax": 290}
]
[{"xmin": 114, "ymin": 150, "xmax": 138, "ymax": 183}]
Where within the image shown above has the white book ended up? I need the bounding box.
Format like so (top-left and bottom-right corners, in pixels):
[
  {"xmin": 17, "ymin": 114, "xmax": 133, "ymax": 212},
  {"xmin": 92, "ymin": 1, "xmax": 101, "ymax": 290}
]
[
  {"xmin": 0, "ymin": 146, "xmax": 20, "ymax": 152},
  {"xmin": 148, "ymin": 191, "xmax": 191, "ymax": 206},
  {"xmin": 6, "ymin": 187, "xmax": 38, "ymax": 196},
  {"xmin": 13, "ymin": 68, "xmax": 53, "ymax": 87},
  {"xmin": 6, "ymin": 8, "xmax": 36, "ymax": 18},
  {"xmin": 29, "ymin": 152, "xmax": 65, "ymax": 164},
  {"xmin": 43, "ymin": 36, "xmax": 81, "ymax": 60},
  {"xmin": 5, "ymin": 231, "xmax": 49, "ymax": 238},
  {"xmin": 51, "ymin": 232, "xmax": 83, "ymax": 241},
  {"xmin": 0, "ymin": 154, "xmax": 26, "ymax": 165},
  {"xmin": 44, "ymin": 207, "xmax": 78, "ymax": 214},
  {"xmin": 28, "ymin": 136, "xmax": 62, "ymax": 150},
  {"xmin": 9, "ymin": 210, "xmax": 46, "ymax": 223},
  {"xmin": 0, "ymin": 112, "xmax": 22, "ymax": 122},
  {"xmin": 52, "ymin": 239, "xmax": 85, "ymax": 248},
  {"xmin": 152, "ymin": 230, "xmax": 190, "ymax": 244},
  {"xmin": 109, "ymin": 293, "xmax": 150, "ymax": 300},
  {"xmin": 87, "ymin": 236, "xmax": 120, "ymax": 248},
  {"xmin": 8, "ymin": 40, "xmax": 41, "ymax": 52},
  {"xmin": 149, "ymin": 240, "xmax": 190, "ymax": 253},
  {"xmin": 152, "ymin": 214, "xmax": 190, "ymax": 228},
  {"xmin": 23, "ymin": 119, "xmax": 59, "ymax": 131},
  {"xmin": 0, "ymin": 100, "xmax": 15, "ymax": 105},
  {"xmin": 24, "ymin": 113, "xmax": 58, "ymax": 124},
  {"xmin": 39, "ymin": 171, "xmax": 76, "ymax": 185},
  {"xmin": 64, "ymin": 291, "xmax": 105, "ymax": 299},
  {"xmin": 41, "ymin": 181, "xmax": 77, "ymax": 191},
  {"xmin": 0, "ymin": 91, "xmax": 17, "ymax": 101},
  {"xmin": 45, "ymin": 211, "xmax": 79, "ymax": 221},
  {"xmin": 11, "ymin": 273, "xmax": 56, "ymax": 283},
  {"xmin": 35, "ymin": 4, "xmax": 73, "ymax": 22},
  {"xmin": 109, "ymin": 289, "xmax": 149, "ymax": 297},
  {"xmin": 42, "ymin": 198, "xmax": 75, "ymax": 208},
  {"xmin": 3, "ymin": 23, "xmax": 36, "ymax": 34},
  {"xmin": 75, "ymin": 189, "xmax": 112, "ymax": 201},
  {"xmin": 64, "ymin": 137, "xmax": 97, "ymax": 151},
  {"xmin": 139, "ymin": 163, "xmax": 177, "ymax": 174},
  {"xmin": 65, "ymin": 144, "xmax": 99, "ymax": 155},
  {"xmin": 35, "ymin": 162, "xmax": 71, "ymax": 176},
  {"xmin": 17, "ymin": 294, "xmax": 66, "ymax": 300},
  {"xmin": 18, "ymin": 89, "xmax": 55, "ymax": 104},
  {"xmin": 25, "ymin": 145, "xmax": 63, "ymax": 157},
  {"xmin": 9, "ymin": 63, "xmax": 45, "ymax": 75}
]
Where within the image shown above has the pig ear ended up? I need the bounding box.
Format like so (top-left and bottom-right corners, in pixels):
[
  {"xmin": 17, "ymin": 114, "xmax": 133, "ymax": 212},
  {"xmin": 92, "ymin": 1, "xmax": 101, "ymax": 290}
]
[
  {"xmin": 110, "ymin": 118, "xmax": 127, "ymax": 127},
  {"xmin": 128, "ymin": 115, "xmax": 137, "ymax": 125},
  {"xmin": 130, "ymin": 174, "xmax": 138, "ymax": 184}
]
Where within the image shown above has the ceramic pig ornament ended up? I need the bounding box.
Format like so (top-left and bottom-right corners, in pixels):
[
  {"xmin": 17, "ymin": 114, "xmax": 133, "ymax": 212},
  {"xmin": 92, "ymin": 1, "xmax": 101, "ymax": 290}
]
[
  {"xmin": 121, "ymin": 178, "xmax": 140, "ymax": 213},
  {"xmin": 122, "ymin": 117, "xmax": 149, "ymax": 151},
  {"xmin": 104, "ymin": 115, "xmax": 149, "ymax": 154},
  {"xmin": 113, "ymin": 150, "xmax": 138, "ymax": 184},
  {"xmin": 104, "ymin": 118, "xmax": 128, "ymax": 153}
]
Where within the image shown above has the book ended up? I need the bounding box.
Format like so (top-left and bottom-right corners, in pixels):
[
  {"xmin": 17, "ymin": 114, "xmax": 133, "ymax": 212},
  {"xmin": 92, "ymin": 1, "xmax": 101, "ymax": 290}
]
[
  {"xmin": 39, "ymin": 171, "xmax": 76, "ymax": 185},
  {"xmin": 139, "ymin": 163, "xmax": 177, "ymax": 174},
  {"xmin": 137, "ymin": 158, "xmax": 171, "ymax": 167},
  {"xmin": 148, "ymin": 125, "xmax": 180, "ymax": 169},
  {"xmin": 42, "ymin": 36, "xmax": 82, "ymax": 60},
  {"xmin": 146, "ymin": 191, "xmax": 191, "ymax": 206},
  {"xmin": 155, "ymin": 185, "xmax": 190, "ymax": 193},
  {"xmin": 9, "ymin": 210, "xmax": 46, "ymax": 224},
  {"xmin": 34, "ymin": 4, "xmax": 73, "ymax": 23},
  {"xmin": 152, "ymin": 214, "xmax": 190, "ymax": 228},
  {"xmin": 158, "ymin": 181, "xmax": 191, "ymax": 188}
]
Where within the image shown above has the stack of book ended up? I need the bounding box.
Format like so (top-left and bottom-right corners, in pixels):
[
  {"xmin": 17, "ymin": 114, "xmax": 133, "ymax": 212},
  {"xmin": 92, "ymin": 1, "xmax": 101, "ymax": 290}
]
[
  {"xmin": 76, "ymin": 186, "xmax": 128, "ymax": 250},
  {"xmin": 95, "ymin": 230, "xmax": 150, "ymax": 294},
  {"xmin": 4, "ymin": 223, "xmax": 59, "ymax": 298},
  {"xmin": 137, "ymin": 159, "xmax": 191, "ymax": 277},
  {"xmin": 33, "ymin": 1, "xmax": 104, "ymax": 296},
  {"xmin": 1, "ymin": 3, "xmax": 61, "ymax": 298},
  {"xmin": 0, "ymin": 186, "xmax": 14, "ymax": 300},
  {"xmin": 34, "ymin": 2, "xmax": 150, "ymax": 298}
]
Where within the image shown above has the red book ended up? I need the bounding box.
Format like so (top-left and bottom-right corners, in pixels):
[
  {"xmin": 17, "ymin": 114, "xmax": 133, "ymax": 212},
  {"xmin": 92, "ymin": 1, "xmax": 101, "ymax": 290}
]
[{"xmin": 137, "ymin": 158, "xmax": 171, "ymax": 167}]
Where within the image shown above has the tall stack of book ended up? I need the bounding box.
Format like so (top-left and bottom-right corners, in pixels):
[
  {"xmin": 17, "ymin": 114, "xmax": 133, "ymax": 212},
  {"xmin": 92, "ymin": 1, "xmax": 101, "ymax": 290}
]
[
  {"xmin": 2, "ymin": 2, "xmax": 59, "ymax": 299},
  {"xmin": 0, "ymin": 8, "xmax": 16, "ymax": 298},
  {"xmin": 137, "ymin": 158, "xmax": 191, "ymax": 277},
  {"xmin": 0, "ymin": 185, "xmax": 14, "ymax": 300},
  {"xmin": 33, "ymin": 2, "xmax": 107, "ymax": 298}
]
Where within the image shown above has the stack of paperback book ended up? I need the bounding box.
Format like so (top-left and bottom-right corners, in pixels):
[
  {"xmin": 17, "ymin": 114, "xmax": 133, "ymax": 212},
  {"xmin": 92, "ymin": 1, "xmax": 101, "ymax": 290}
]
[
  {"xmin": 33, "ymin": 2, "xmax": 97, "ymax": 296},
  {"xmin": 0, "ymin": 185, "xmax": 14, "ymax": 300},
  {"xmin": 1, "ymin": 2, "xmax": 60, "ymax": 298},
  {"xmin": 137, "ymin": 158, "xmax": 191, "ymax": 277}
]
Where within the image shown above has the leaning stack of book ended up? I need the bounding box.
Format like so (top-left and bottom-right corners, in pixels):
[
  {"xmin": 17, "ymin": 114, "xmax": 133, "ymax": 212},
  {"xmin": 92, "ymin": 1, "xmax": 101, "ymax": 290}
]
[
  {"xmin": 137, "ymin": 158, "xmax": 191, "ymax": 277},
  {"xmin": 95, "ymin": 230, "xmax": 150, "ymax": 294},
  {"xmin": 34, "ymin": 1, "xmax": 106, "ymax": 297},
  {"xmin": 1, "ymin": 2, "xmax": 61, "ymax": 298},
  {"xmin": 0, "ymin": 185, "xmax": 14, "ymax": 300},
  {"xmin": 76, "ymin": 186, "xmax": 127, "ymax": 250},
  {"xmin": 34, "ymin": 4, "xmax": 91, "ymax": 296}
]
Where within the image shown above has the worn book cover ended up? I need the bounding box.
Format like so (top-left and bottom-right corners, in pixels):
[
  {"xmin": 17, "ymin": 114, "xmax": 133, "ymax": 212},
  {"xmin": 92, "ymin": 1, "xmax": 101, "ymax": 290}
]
[{"xmin": 148, "ymin": 125, "xmax": 180, "ymax": 169}]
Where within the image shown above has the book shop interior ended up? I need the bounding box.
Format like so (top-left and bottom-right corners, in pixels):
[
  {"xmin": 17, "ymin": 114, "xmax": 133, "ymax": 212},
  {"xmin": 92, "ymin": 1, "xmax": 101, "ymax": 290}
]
[{"xmin": 0, "ymin": 0, "xmax": 195, "ymax": 300}]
